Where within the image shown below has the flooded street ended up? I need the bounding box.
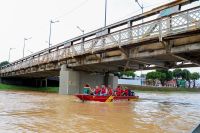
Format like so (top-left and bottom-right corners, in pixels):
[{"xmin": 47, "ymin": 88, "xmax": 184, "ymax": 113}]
[{"xmin": 0, "ymin": 91, "xmax": 199, "ymax": 133}]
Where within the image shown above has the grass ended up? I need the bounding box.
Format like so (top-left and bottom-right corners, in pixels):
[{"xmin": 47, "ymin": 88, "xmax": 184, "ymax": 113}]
[
  {"xmin": 121, "ymin": 84, "xmax": 200, "ymax": 92},
  {"xmin": 0, "ymin": 83, "xmax": 58, "ymax": 93}
]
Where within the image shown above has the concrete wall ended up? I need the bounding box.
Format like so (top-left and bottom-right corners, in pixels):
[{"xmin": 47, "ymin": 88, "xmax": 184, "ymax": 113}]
[
  {"xmin": 59, "ymin": 65, "xmax": 118, "ymax": 95},
  {"xmin": 59, "ymin": 65, "xmax": 80, "ymax": 95},
  {"xmin": 108, "ymin": 74, "xmax": 118, "ymax": 89},
  {"xmin": 79, "ymin": 72, "xmax": 104, "ymax": 93}
]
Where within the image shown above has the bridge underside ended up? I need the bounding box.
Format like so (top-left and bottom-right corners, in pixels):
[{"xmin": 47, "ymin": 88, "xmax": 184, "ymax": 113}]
[
  {"xmin": 1, "ymin": 33, "xmax": 200, "ymax": 78},
  {"xmin": 1, "ymin": 3, "xmax": 200, "ymax": 94}
]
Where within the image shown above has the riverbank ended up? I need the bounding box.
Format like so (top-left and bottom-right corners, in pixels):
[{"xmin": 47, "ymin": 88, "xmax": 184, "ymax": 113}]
[
  {"xmin": 121, "ymin": 84, "xmax": 200, "ymax": 92},
  {"xmin": 0, "ymin": 83, "xmax": 58, "ymax": 93}
]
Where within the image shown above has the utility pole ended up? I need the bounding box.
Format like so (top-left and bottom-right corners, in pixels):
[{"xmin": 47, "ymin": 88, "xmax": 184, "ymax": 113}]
[
  {"xmin": 76, "ymin": 26, "xmax": 84, "ymax": 35},
  {"xmin": 135, "ymin": 0, "xmax": 144, "ymax": 23},
  {"xmin": 104, "ymin": 0, "xmax": 107, "ymax": 27},
  {"xmin": 23, "ymin": 37, "xmax": 31, "ymax": 58},
  {"xmin": 8, "ymin": 48, "xmax": 15, "ymax": 62},
  {"xmin": 48, "ymin": 20, "xmax": 59, "ymax": 48}
]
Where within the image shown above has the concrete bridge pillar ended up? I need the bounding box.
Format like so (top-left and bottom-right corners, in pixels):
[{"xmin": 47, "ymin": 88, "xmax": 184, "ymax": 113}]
[
  {"xmin": 59, "ymin": 64, "xmax": 118, "ymax": 95},
  {"xmin": 108, "ymin": 73, "xmax": 118, "ymax": 89},
  {"xmin": 59, "ymin": 64, "xmax": 80, "ymax": 95}
]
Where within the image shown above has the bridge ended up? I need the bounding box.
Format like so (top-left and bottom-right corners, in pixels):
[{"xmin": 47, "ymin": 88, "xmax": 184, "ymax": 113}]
[{"xmin": 0, "ymin": 0, "xmax": 200, "ymax": 94}]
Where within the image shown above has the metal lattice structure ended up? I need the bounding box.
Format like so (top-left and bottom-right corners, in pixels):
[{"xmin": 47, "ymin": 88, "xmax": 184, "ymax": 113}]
[{"xmin": 1, "ymin": 4, "xmax": 200, "ymax": 76}]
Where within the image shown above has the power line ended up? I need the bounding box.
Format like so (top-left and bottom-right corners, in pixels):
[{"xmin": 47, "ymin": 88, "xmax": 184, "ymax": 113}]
[
  {"xmin": 54, "ymin": 0, "xmax": 89, "ymax": 20},
  {"xmin": 111, "ymin": 0, "xmax": 173, "ymax": 24}
]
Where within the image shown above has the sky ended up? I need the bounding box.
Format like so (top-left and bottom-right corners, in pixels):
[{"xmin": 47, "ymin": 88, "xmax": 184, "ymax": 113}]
[{"xmin": 0, "ymin": 0, "xmax": 199, "ymax": 75}]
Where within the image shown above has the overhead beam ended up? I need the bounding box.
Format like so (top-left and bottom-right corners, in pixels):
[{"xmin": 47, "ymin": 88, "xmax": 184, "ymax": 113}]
[
  {"xmin": 170, "ymin": 54, "xmax": 200, "ymax": 67},
  {"xmin": 129, "ymin": 58, "xmax": 169, "ymax": 69}
]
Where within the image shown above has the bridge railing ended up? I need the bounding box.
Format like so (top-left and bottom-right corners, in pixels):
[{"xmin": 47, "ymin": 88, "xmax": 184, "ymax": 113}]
[{"xmin": 1, "ymin": 6, "xmax": 200, "ymax": 74}]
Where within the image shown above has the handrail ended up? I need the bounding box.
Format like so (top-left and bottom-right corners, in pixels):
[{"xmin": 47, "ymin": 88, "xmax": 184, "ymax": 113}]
[
  {"xmin": 1, "ymin": 2, "xmax": 200, "ymax": 73},
  {"xmin": 2, "ymin": 1, "xmax": 198, "ymax": 69}
]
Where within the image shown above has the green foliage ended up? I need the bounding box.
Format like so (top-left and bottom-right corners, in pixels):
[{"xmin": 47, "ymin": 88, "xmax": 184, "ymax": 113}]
[
  {"xmin": 0, "ymin": 61, "xmax": 9, "ymax": 68},
  {"xmin": 190, "ymin": 72, "xmax": 200, "ymax": 88},
  {"xmin": 146, "ymin": 70, "xmax": 172, "ymax": 86},
  {"xmin": 181, "ymin": 69, "xmax": 191, "ymax": 87},
  {"xmin": 156, "ymin": 69, "xmax": 173, "ymax": 81},
  {"xmin": 181, "ymin": 69, "xmax": 191, "ymax": 80},
  {"xmin": 190, "ymin": 72, "xmax": 200, "ymax": 80},
  {"xmin": 146, "ymin": 71, "xmax": 158, "ymax": 80},
  {"xmin": 173, "ymin": 68, "xmax": 182, "ymax": 79},
  {"xmin": 0, "ymin": 83, "xmax": 58, "ymax": 93}
]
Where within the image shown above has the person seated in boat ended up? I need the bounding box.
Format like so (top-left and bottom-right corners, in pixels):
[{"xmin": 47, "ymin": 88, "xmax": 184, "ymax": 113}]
[
  {"xmin": 89, "ymin": 87, "xmax": 95, "ymax": 95},
  {"xmin": 130, "ymin": 90, "xmax": 135, "ymax": 96},
  {"xmin": 124, "ymin": 87, "xmax": 129, "ymax": 96},
  {"xmin": 100, "ymin": 85, "xmax": 107, "ymax": 96},
  {"xmin": 115, "ymin": 85, "xmax": 122, "ymax": 96},
  {"xmin": 127, "ymin": 88, "xmax": 135, "ymax": 96},
  {"xmin": 94, "ymin": 85, "xmax": 101, "ymax": 96},
  {"xmin": 108, "ymin": 85, "xmax": 113, "ymax": 96},
  {"xmin": 83, "ymin": 84, "xmax": 91, "ymax": 95}
]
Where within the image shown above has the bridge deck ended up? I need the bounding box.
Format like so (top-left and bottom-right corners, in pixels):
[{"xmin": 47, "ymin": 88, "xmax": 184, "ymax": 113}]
[{"xmin": 1, "ymin": 1, "xmax": 200, "ymax": 77}]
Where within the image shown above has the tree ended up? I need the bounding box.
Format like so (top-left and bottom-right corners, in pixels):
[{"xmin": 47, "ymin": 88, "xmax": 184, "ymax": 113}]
[
  {"xmin": 173, "ymin": 68, "xmax": 182, "ymax": 79},
  {"xmin": 173, "ymin": 68, "xmax": 182, "ymax": 87},
  {"xmin": 156, "ymin": 69, "xmax": 173, "ymax": 81},
  {"xmin": 146, "ymin": 71, "xmax": 157, "ymax": 86},
  {"xmin": 0, "ymin": 61, "xmax": 9, "ymax": 68},
  {"xmin": 190, "ymin": 72, "xmax": 200, "ymax": 88},
  {"xmin": 181, "ymin": 69, "xmax": 191, "ymax": 88},
  {"xmin": 146, "ymin": 71, "xmax": 166, "ymax": 86},
  {"xmin": 157, "ymin": 72, "xmax": 167, "ymax": 86}
]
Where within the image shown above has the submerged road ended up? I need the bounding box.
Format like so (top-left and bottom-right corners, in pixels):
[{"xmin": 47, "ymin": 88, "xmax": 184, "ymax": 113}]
[{"xmin": 0, "ymin": 91, "xmax": 199, "ymax": 133}]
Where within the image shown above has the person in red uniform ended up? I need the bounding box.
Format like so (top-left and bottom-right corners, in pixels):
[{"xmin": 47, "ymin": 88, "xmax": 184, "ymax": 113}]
[
  {"xmin": 108, "ymin": 85, "xmax": 113, "ymax": 96},
  {"xmin": 94, "ymin": 86, "xmax": 101, "ymax": 96},
  {"xmin": 116, "ymin": 85, "xmax": 122, "ymax": 96},
  {"xmin": 124, "ymin": 87, "xmax": 129, "ymax": 96},
  {"xmin": 101, "ymin": 85, "xmax": 106, "ymax": 96}
]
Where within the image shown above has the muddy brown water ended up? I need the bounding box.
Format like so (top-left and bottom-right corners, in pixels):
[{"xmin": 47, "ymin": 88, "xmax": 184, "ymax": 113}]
[{"xmin": 0, "ymin": 90, "xmax": 199, "ymax": 133}]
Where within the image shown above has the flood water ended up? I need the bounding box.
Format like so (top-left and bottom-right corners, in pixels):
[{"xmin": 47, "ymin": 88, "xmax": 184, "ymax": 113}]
[{"xmin": 0, "ymin": 91, "xmax": 200, "ymax": 133}]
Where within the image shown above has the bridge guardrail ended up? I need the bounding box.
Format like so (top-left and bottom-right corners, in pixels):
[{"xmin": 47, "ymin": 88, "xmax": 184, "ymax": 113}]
[{"xmin": 1, "ymin": 6, "xmax": 200, "ymax": 74}]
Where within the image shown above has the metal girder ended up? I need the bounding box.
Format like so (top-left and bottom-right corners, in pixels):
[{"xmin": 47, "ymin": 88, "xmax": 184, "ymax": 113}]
[{"xmin": 170, "ymin": 54, "xmax": 200, "ymax": 67}]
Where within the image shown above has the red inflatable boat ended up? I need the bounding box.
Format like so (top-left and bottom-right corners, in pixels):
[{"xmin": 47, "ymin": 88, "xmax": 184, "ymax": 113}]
[{"xmin": 75, "ymin": 94, "xmax": 139, "ymax": 102}]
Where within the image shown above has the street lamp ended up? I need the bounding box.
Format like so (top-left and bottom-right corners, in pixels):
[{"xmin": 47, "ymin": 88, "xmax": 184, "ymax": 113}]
[
  {"xmin": 76, "ymin": 26, "xmax": 84, "ymax": 35},
  {"xmin": 135, "ymin": 0, "xmax": 144, "ymax": 23},
  {"xmin": 135, "ymin": 0, "xmax": 144, "ymax": 14},
  {"xmin": 104, "ymin": 0, "xmax": 107, "ymax": 27},
  {"xmin": 48, "ymin": 20, "xmax": 59, "ymax": 48},
  {"xmin": 8, "ymin": 48, "xmax": 15, "ymax": 62},
  {"xmin": 23, "ymin": 37, "xmax": 32, "ymax": 58}
]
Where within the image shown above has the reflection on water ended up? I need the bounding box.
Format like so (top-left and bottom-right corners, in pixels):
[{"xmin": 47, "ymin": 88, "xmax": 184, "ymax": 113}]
[{"xmin": 0, "ymin": 91, "xmax": 199, "ymax": 133}]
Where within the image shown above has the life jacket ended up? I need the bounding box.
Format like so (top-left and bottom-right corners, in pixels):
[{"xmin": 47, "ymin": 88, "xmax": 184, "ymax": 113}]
[
  {"xmin": 116, "ymin": 87, "xmax": 122, "ymax": 96},
  {"xmin": 101, "ymin": 87, "xmax": 106, "ymax": 94},
  {"xmin": 108, "ymin": 88, "xmax": 113, "ymax": 95},
  {"xmin": 95, "ymin": 87, "xmax": 101, "ymax": 94},
  {"xmin": 124, "ymin": 89, "xmax": 129, "ymax": 96}
]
